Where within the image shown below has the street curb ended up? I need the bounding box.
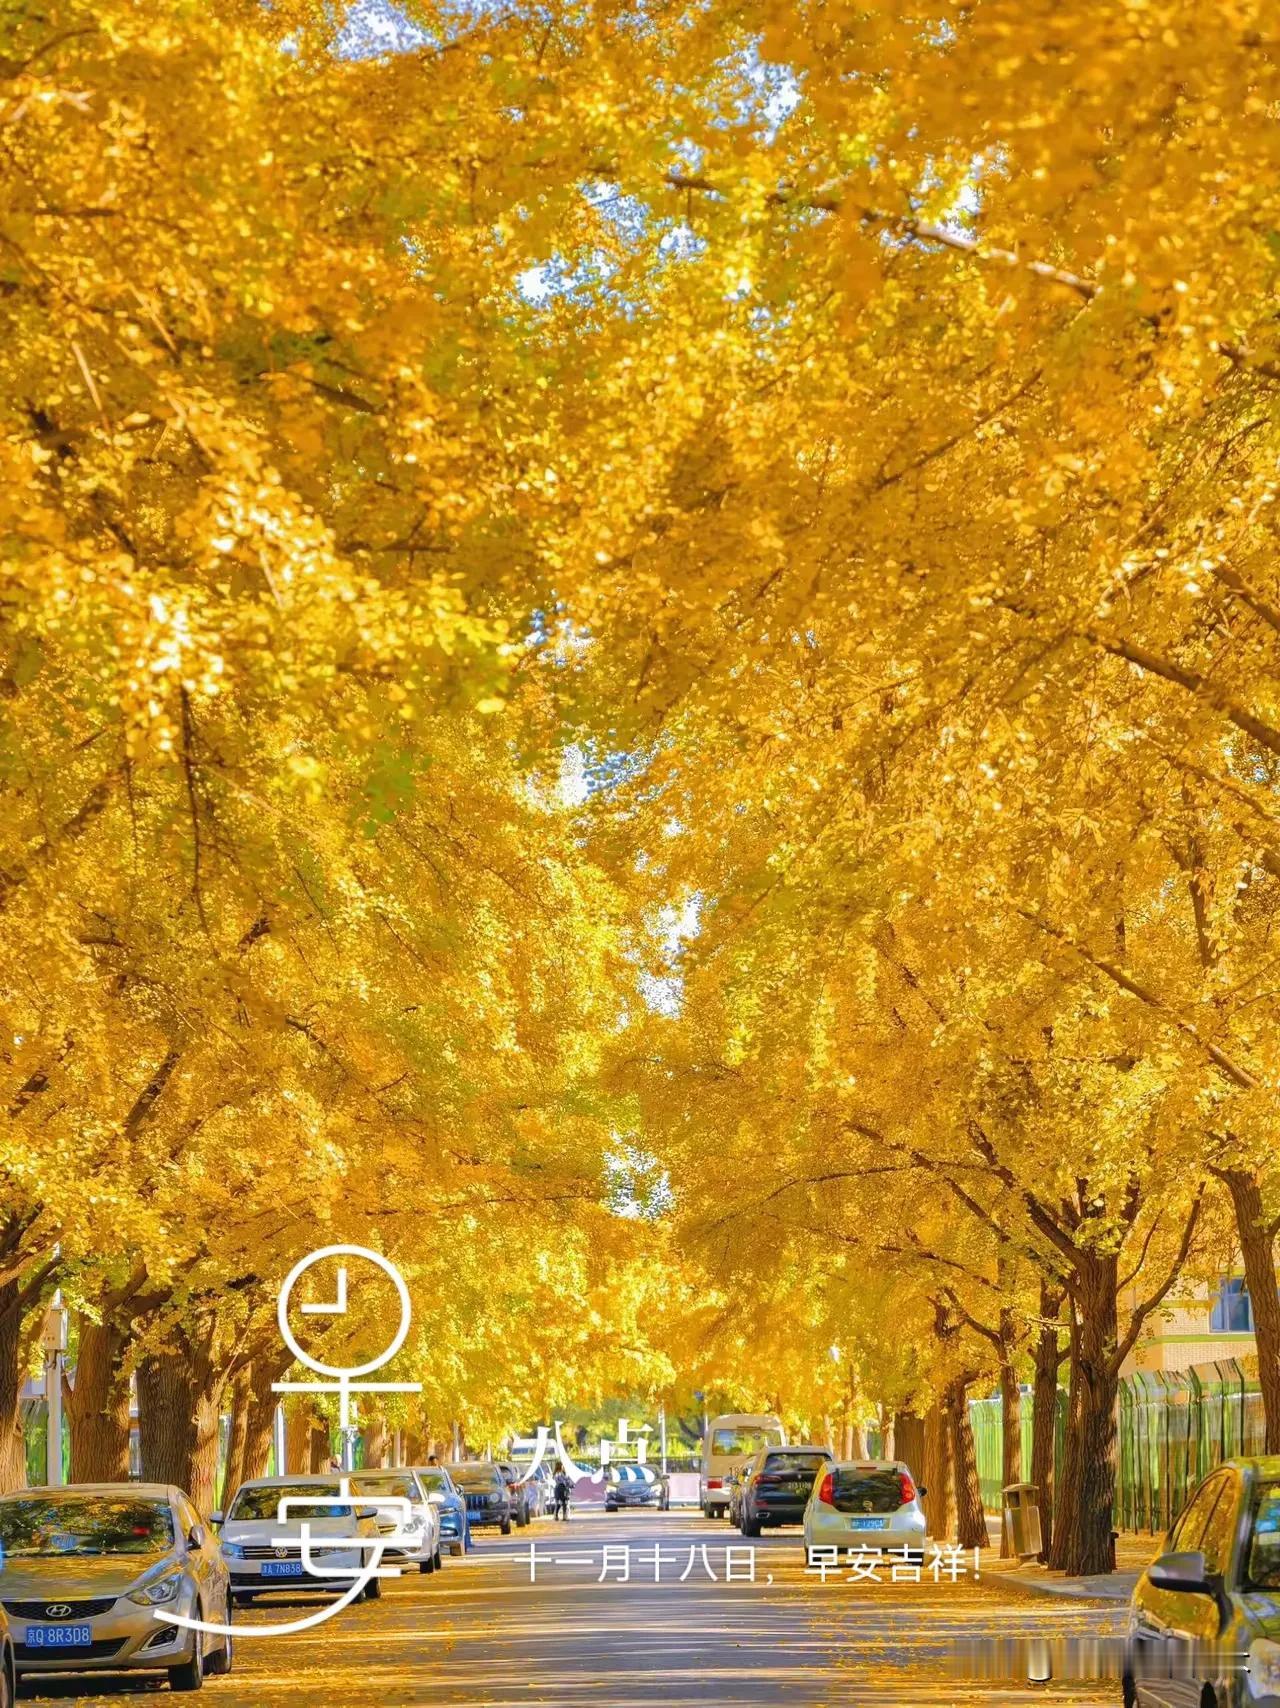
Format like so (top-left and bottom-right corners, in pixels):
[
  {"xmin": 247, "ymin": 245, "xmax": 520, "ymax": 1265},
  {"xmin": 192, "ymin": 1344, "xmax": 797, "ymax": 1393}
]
[{"xmin": 985, "ymin": 1566, "xmax": 1140, "ymax": 1604}]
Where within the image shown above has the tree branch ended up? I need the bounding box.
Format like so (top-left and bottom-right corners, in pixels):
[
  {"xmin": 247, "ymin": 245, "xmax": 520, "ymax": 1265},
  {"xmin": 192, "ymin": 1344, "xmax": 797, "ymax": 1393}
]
[{"xmin": 1115, "ymin": 1187, "xmax": 1206, "ymax": 1371}]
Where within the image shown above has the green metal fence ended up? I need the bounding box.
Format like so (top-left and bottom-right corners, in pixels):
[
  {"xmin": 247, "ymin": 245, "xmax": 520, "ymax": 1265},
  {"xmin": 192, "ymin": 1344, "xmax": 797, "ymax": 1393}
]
[
  {"xmin": 966, "ymin": 1358, "xmax": 1265, "ymax": 1534},
  {"xmin": 969, "ymin": 1388, "xmax": 1068, "ymax": 1511},
  {"xmin": 1116, "ymin": 1359, "xmax": 1265, "ymax": 1533}
]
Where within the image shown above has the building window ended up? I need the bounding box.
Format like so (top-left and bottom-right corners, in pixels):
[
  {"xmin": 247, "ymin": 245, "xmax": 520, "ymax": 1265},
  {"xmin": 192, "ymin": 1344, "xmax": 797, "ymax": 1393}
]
[{"xmin": 1210, "ymin": 1277, "xmax": 1254, "ymax": 1334}]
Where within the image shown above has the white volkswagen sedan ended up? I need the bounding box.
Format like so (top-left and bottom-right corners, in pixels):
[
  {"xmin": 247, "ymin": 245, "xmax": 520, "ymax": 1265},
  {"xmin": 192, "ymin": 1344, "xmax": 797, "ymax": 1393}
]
[
  {"xmin": 802, "ymin": 1460, "xmax": 929, "ymax": 1559},
  {"xmin": 215, "ymin": 1477, "xmax": 383, "ymax": 1604}
]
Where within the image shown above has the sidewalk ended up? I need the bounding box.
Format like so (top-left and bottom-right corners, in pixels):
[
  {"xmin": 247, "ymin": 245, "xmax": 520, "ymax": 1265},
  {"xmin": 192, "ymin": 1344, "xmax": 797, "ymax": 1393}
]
[{"xmin": 982, "ymin": 1526, "xmax": 1153, "ymax": 1603}]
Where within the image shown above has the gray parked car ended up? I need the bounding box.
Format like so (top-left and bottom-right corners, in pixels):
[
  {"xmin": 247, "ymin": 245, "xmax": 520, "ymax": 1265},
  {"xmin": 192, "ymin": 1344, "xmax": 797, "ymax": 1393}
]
[
  {"xmin": 446, "ymin": 1462, "xmax": 513, "ymax": 1534},
  {"xmin": 0, "ymin": 1483, "xmax": 232, "ymax": 1692}
]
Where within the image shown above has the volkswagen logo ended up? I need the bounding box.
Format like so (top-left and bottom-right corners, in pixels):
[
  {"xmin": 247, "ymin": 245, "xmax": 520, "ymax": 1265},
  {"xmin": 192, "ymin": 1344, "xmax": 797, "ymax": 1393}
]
[
  {"xmin": 45, "ymin": 1604, "xmax": 73, "ymax": 1618},
  {"xmin": 274, "ymin": 1546, "xmax": 290, "ymax": 1560}
]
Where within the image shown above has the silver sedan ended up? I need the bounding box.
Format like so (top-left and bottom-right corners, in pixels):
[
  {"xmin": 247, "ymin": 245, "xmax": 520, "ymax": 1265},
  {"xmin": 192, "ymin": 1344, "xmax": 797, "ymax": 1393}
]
[{"xmin": 0, "ymin": 1483, "xmax": 232, "ymax": 1691}]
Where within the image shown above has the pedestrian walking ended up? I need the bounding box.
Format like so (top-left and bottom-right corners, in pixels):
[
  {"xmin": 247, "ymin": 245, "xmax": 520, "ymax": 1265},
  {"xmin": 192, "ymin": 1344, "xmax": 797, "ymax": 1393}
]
[{"xmin": 553, "ymin": 1468, "xmax": 572, "ymax": 1521}]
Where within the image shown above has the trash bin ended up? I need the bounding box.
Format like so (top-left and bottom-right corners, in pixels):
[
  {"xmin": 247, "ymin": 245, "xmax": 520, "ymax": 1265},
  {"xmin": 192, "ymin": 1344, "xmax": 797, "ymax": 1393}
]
[{"xmin": 1002, "ymin": 1482, "xmax": 1043, "ymax": 1560}]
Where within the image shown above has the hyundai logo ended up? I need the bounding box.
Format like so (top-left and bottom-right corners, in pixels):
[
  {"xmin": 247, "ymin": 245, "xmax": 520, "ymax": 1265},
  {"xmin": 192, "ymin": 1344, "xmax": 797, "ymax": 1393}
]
[{"xmin": 45, "ymin": 1604, "xmax": 73, "ymax": 1618}]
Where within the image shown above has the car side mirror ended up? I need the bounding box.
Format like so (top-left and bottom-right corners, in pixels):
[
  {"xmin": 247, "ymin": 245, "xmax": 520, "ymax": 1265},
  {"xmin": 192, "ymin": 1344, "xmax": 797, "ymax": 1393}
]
[
  {"xmin": 210, "ymin": 1511, "xmax": 224, "ymax": 1527},
  {"xmin": 355, "ymin": 1506, "xmax": 378, "ymax": 1522},
  {"xmin": 1148, "ymin": 1550, "xmax": 1215, "ymax": 1594},
  {"xmin": 188, "ymin": 1524, "xmax": 207, "ymax": 1550}
]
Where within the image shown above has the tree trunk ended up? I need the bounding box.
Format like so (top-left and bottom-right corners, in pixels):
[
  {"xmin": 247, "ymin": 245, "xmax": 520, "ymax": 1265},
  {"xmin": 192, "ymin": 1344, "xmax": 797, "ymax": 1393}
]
[
  {"xmin": 310, "ymin": 1418, "xmax": 331, "ymax": 1472},
  {"xmin": 0, "ymin": 1284, "xmax": 28, "ymax": 1493},
  {"xmin": 219, "ymin": 1365, "xmax": 253, "ymax": 1513},
  {"xmin": 285, "ymin": 1400, "xmax": 314, "ymax": 1475},
  {"xmin": 878, "ymin": 1404, "xmax": 895, "ymax": 1460},
  {"xmin": 243, "ymin": 1384, "xmax": 279, "ymax": 1484},
  {"xmin": 1048, "ymin": 1314, "xmax": 1083, "ymax": 1571},
  {"xmin": 893, "ymin": 1411, "xmax": 925, "ymax": 1479},
  {"xmin": 998, "ymin": 1356, "xmax": 1022, "ymax": 1558},
  {"xmin": 1220, "ymin": 1167, "xmax": 1280, "ymax": 1452},
  {"xmin": 136, "ymin": 1325, "xmax": 225, "ymax": 1517},
  {"xmin": 922, "ymin": 1400, "xmax": 955, "ymax": 1542},
  {"xmin": 850, "ymin": 1418, "xmax": 868, "ymax": 1457},
  {"xmin": 362, "ymin": 1413, "xmax": 387, "ymax": 1470},
  {"xmin": 65, "ymin": 1313, "xmax": 132, "ymax": 1483},
  {"xmin": 947, "ymin": 1378, "xmax": 986, "ymax": 1549},
  {"xmin": 1031, "ymin": 1285, "xmax": 1064, "ymax": 1563},
  {"xmin": 1054, "ymin": 1258, "xmax": 1120, "ymax": 1576}
]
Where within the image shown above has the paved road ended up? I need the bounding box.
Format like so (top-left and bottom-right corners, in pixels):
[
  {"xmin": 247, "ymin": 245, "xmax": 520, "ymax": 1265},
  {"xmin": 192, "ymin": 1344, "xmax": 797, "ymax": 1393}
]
[{"xmin": 20, "ymin": 1510, "xmax": 1126, "ymax": 1706}]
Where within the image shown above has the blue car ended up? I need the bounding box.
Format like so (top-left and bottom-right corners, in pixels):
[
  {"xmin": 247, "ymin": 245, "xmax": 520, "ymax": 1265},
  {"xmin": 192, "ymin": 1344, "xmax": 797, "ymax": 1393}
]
[{"xmin": 413, "ymin": 1465, "xmax": 470, "ymax": 1555}]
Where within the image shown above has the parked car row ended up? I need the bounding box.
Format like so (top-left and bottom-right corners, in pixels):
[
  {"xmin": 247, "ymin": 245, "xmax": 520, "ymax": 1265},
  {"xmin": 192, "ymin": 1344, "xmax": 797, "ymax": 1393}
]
[{"xmin": 0, "ymin": 1462, "xmax": 490, "ymax": 1694}]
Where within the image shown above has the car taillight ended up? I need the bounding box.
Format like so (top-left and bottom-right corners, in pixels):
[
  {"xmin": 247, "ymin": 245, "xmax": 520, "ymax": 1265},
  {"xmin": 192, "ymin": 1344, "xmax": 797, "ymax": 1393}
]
[
  {"xmin": 708, "ymin": 1478, "xmax": 723, "ymax": 1490},
  {"xmin": 817, "ymin": 1472, "xmax": 834, "ymax": 1505},
  {"xmin": 899, "ymin": 1473, "xmax": 916, "ymax": 1505}
]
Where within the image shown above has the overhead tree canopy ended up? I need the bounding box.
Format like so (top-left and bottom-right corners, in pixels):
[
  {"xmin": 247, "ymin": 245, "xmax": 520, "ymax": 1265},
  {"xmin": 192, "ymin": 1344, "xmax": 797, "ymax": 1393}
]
[{"xmin": 3, "ymin": 0, "xmax": 1280, "ymax": 1567}]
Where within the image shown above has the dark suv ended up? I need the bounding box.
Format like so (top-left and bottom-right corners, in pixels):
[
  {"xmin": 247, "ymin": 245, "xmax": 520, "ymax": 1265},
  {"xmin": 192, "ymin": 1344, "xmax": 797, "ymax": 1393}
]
[
  {"xmin": 495, "ymin": 1462, "xmax": 534, "ymax": 1528},
  {"xmin": 737, "ymin": 1445, "xmax": 833, "ymax": 1535},
  {"xmin": 446, "ymin": 1462, "xmax": 512, "ymax": 1534}
]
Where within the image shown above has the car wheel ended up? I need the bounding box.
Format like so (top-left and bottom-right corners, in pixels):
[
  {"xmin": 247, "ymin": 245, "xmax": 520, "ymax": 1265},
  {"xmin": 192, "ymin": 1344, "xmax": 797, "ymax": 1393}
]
[
  {"xmin": 501, "ymin": 1519, "xmax": 512, "ymax": 1535},
  {"xmin": 167, "ymin": 1620, "xmax": 205, "ymax": 1693},
  {"xmin": 450, "ymin": 1543, "xmax": 464, "ymax": 1557},
  {"xmin": 0, "ymin": 1643, "xmax": 12, "ymax": 1708},
  {"xmin": 206, "ymin": 1605, "xmax": 233, "ymax": 1679},
  {"xmin": 420, "ymin": 1553, "xmax": 434, "ymax": 1573},
  {"xmin": 742, "ymin": 1515, "xmax": 761, "ymax": 1538},
  {"xmin": 362, "ymin": 1574, "xmax": 382, "ymax": 1602}
]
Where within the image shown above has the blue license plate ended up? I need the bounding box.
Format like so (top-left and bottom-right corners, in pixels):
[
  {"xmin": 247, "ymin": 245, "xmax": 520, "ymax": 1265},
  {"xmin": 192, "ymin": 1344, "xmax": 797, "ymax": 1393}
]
[
  {"xmin": 261, "ymin": 1560, "xmax": 305, "ymax": 1578},
  {"xmin": 847, "ymin": 1516, "xmax": 888, "ymax": 1530},
  {"xmin": 27, "ymin": 1624, "xmax": 93, "ymax": 1648}
]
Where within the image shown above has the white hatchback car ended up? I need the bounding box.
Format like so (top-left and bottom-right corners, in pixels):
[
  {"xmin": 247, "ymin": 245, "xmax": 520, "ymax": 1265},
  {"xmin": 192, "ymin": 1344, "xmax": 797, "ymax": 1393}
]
[
  {"xmin": 802, "ymin": 1460, "xmax": 928, "ymax": 1559},
  {"xmin": 216, "ymin": 1477, "xmax": 384, "ymax": 1604}
]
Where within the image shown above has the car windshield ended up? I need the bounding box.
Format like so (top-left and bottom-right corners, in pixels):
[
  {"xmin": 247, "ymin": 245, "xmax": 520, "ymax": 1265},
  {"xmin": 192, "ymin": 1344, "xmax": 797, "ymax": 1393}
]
[
  {"xmin": 416, "ymin": 1470, "xmax": 452, "ymax": 1494},
  {"xmin": 448, "ymin": 1465, "xmax": 501, "ymax": 1489},
  {"xmin": 762, "ymin": 1452, "xmax": 829, "ymax": 1476},
  {"xmin": 353, "ymin": 1473, "xmax": 418, "ymax": 1501},
  {"xmin": 228, "ymin": 1484, "xmax": 354, "ymax": 1522},
  {"xmin": 0, "ymin": 1493, "xmax": 174, "ymax": 1558},
  {"xmin": 1245, "ymin": 1482, "xmax": 1280, "ymax": 1588},
  {"xmin": 712, "ymin": 1427, "xmax": 779, "ymax": 1455}
]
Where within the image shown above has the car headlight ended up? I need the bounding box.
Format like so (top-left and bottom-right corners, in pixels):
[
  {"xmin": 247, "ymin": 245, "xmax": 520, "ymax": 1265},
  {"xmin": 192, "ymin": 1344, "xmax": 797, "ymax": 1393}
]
[
  {"xmin": 221, "ymin": 1542, "xmax": 245, "ymax": 1559},
  {"xmin": 1248, "ymin": 1638, "xmax": 1280, "ymax": 1700},
  {"xmin": 129, "ymin": 1572, "xmax": 183, "ymax": 1606}
]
